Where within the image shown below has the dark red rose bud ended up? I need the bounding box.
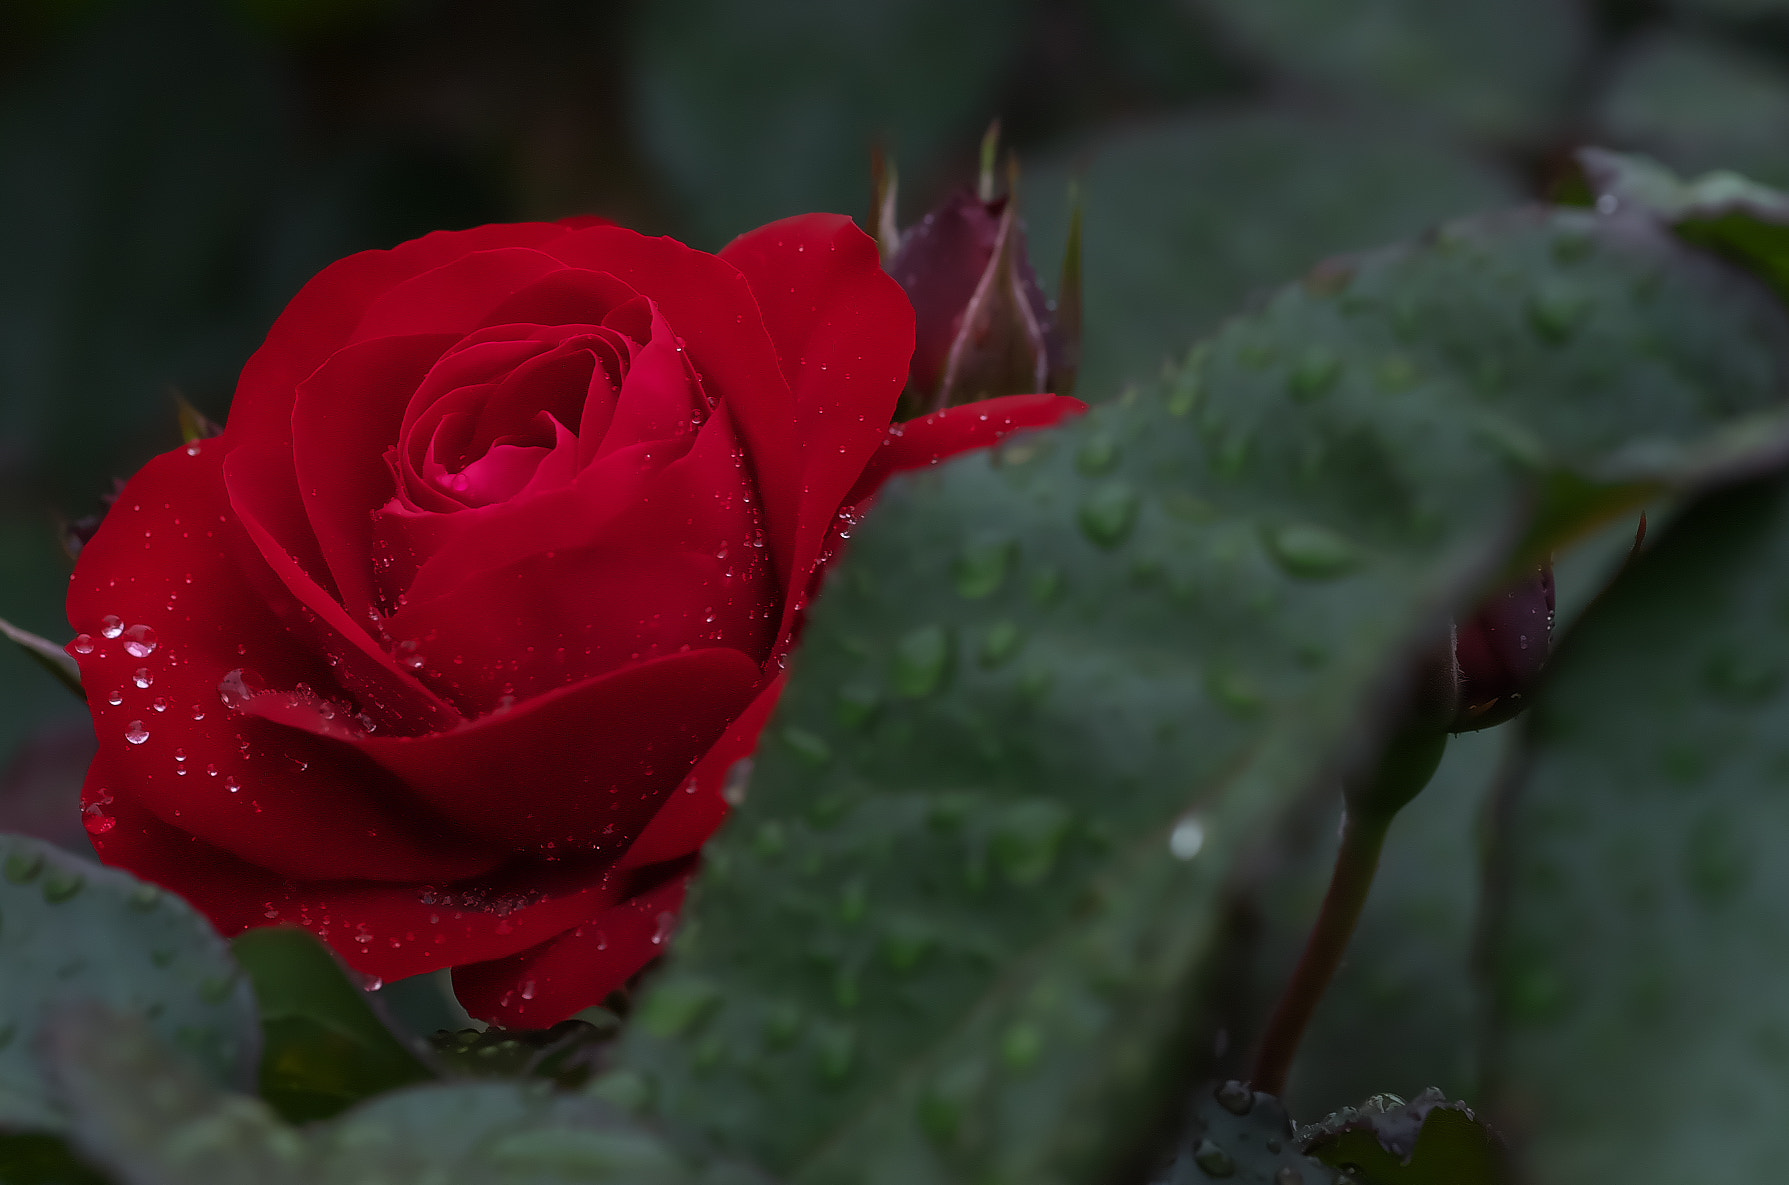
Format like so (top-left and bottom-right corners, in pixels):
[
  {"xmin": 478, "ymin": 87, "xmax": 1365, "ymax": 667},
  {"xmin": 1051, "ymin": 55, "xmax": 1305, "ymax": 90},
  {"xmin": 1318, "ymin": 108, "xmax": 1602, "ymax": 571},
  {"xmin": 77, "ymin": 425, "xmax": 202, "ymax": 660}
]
[
  {"xmin": 1452, "ymin": 565, "xmax": 1555, "ymax": 731},
  {"xmin": 881, "ymin": 127, "xmax": 1079, "ymax": 418}
]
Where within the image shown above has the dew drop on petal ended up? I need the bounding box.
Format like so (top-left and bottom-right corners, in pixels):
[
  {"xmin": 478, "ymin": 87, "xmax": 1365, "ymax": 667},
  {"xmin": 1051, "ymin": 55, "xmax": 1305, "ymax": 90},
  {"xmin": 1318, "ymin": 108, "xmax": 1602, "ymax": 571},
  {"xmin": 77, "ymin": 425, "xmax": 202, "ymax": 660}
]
[
  {"xmin": 134, "ymin": 668, "xmax": 153, "ymax": 689},
  {"xmin": 106, "ymin": 689, "xmax": 124, "ymax": 706},
  {"xmin": 69, "ymin": 635, "xmax": 94, "ymax": 656},
  {"xmin": 124, "ymin": 721, "xmax": 150, "ymax": 745},
  {"xmin": 100, "ymin": 615, "xmax": 124, "ymax": 639},
  {"xmin": 121, "ymin": 624, "xmax": 158, "ymax": 657}
]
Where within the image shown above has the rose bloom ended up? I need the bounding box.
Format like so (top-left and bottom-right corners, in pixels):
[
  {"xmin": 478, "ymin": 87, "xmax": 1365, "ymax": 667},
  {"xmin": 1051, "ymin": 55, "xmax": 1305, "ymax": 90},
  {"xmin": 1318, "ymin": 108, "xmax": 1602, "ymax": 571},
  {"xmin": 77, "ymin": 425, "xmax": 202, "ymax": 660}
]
[{"xmin": 67, "ymin": 213, "xmax": 1080, "ymax": 1025}]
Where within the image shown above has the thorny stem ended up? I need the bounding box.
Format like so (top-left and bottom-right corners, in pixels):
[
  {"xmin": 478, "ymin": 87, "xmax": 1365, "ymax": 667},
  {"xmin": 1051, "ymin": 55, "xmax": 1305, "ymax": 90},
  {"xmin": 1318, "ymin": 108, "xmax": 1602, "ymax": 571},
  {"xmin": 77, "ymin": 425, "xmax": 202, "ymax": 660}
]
[{"xmin": 1249, "ymin": 808, "xmax": 1393, "ymax": 1098}]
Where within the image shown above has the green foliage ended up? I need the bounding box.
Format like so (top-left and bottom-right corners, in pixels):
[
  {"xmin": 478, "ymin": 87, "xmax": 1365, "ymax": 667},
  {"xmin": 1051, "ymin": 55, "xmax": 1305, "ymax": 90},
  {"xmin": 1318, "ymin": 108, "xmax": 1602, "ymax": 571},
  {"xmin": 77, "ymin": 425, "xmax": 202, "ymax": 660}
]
[
  {"xmin": 631, "ymin": 0, "xmax": 1028, "ymax": 247},
  {"xmin": 231, "ymin": 927, "xmax": 434, "ymax": 1123},
  {"xmin": 39, "ymin": 1006, "xmax": 709, "ymax": 1185},
  {"xmin": 1301, "ymin": 1088, "xmax": 1507, "ymax": 1184},
  {"xmin": 1158, "ymin": 1082, "xmax": 1337, "ymax": 1183},
  {"xmin": 0, "ymin": 834, "xmax": 258, "ymax": 1135},
  {"xmin": 1023, "ymin": 110, "xmax": 1518, "ymax": 402},
  {"xmin": 615, "ymin": 202, "xmax": 1789, "ymax": 1184},
  {"xmin": 1190, "ymin": 0, "xmax": 1587, "ymax": 138},
  {"xmin": 1483, "ymin": 471, "xmax": 1789, "ymax": 1182}
]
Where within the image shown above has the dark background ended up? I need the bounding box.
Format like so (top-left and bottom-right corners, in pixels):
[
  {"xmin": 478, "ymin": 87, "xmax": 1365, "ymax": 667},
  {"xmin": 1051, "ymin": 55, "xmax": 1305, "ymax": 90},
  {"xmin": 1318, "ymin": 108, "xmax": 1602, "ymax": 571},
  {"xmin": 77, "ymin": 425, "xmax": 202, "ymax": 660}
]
[{"xmin": 2, "ymin": 0, "xmax": 1786, "ymax": 845}]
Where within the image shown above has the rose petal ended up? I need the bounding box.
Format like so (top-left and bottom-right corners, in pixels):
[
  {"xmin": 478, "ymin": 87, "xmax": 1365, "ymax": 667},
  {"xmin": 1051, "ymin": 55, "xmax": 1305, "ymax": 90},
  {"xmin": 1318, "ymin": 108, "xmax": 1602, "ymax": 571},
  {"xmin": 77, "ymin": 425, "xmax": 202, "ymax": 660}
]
[
  {"xmin": 450, "ymin": 871, "xmax": 689, "ymax": 1026},
  {"xmin": 617, "ymin": 673, "xmax": 786, "ymax": 870},
  {"xmin": 721, "ymin": 215, "xmax": 916, "ymax": 646},
  {"xmin": 358, "ymin": 647, "xmax": 764, "ymax": 849},
  {"xmin": 846, "ymin": 392, "xmax": 1087, "ymax": 507},
  {"xmin": 89, "ymin": 792, "xmax": 626, "ymax": 980}
]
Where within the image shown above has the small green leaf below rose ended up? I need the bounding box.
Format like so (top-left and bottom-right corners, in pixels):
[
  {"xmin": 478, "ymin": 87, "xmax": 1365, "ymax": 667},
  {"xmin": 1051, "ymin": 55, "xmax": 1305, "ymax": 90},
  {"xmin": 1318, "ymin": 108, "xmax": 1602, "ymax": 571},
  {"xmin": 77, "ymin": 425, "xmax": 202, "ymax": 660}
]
[
  {"xmin": 0, "ymin": 834, "xmax": 258, "ymax": 1136},
  {"xmin": 231, "ymin": 927, "xmax": 435, "ymax": 1123},
  {"xmin": 1483, "ymin": 471, "xmax": 1789, "ymax": 1182},
  {"xmin": 38, "ymin": 1004, "xmax": 717, "ymax": 1185},
  {"xmin": 427, "ymin": 1015, "xmax": 620, "ymax": 1091},
  {"xmin": 616, "ymin": 201, "xmax": 1789, "ymax": 1185},
  {"xmin": 1299, "ymin": 1088, "xmax": 1508, "ymax": 1184}
]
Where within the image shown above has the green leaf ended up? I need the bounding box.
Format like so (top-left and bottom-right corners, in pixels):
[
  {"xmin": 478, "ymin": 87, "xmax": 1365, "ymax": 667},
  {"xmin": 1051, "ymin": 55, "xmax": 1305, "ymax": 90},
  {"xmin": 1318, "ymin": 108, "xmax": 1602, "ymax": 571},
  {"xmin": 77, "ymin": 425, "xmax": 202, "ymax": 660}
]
[
  {"xmin": 1576, "ymin": 149, "xmax": 1789, "ymax": 304},
  {"xmin": 1023, "ymin": 109, "xmax": 1520, "ymax": 403},
  {"xmin": 0, "ymin": 613, "xmax": 82, "ymax": 700},
  {"xmin": 616, "ymin": 205, "xmax": 1789, "ymax": 1185},
  {"xmin": 0, "ymin": 834, "xmax": 259, "ymax": 1135},
  {"xmin": 1190, "ymin": 0, "xmax": 1587, "ymax": 139},
  {"xmin": 41, "ymin": 1005, "xmax": 716, "ymax": 1185},
  {"xmin": 1159, "ymin": 1082, "xmax": 1339, "ymax": 1183},
  {"xmin": 630, "ymin": 0, "xmax": 1027, "ymax": 247},
  {"xmin": 1301, "ymin": 1088, "xmax": 1509, "ymax": 1184},
  {"xmin": 230, "ymin": 927, "xmax": 434, "ymax": 1123},
  {"xmin": 1483, "ymin": 471, "xmax": 1789, "ymax": 1181},
  {"xmin": 1595, "ymin": 32, "xmax": 1789, "ymax": 191}
]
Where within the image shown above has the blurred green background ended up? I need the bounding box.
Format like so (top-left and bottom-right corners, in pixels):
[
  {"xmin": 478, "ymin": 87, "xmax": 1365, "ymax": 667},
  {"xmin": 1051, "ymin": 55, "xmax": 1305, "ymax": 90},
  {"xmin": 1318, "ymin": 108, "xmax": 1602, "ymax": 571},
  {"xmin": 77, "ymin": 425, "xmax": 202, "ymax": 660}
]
[{"xmin": 1, "ymin": 0, "xmax": 1784, "ymax": 852}]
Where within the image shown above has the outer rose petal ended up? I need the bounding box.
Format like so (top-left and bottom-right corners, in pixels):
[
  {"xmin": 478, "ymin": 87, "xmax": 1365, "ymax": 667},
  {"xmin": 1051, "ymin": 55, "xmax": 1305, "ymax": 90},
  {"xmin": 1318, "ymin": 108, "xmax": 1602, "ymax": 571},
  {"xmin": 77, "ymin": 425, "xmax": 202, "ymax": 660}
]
[
  {"xmin": 848, "ymin": 393, "xmax": 1088, "ymax": 507},
  {"xmin": 722, "ymin": 215, "xmax": 914, "ymax": 650},
  {"xmin": 90, "ymin": 788, "xmax": 625, "ymax": 980},
  {"xmin": 451, "ymin": 871, "xmax": 690, "ymax": 1026}
]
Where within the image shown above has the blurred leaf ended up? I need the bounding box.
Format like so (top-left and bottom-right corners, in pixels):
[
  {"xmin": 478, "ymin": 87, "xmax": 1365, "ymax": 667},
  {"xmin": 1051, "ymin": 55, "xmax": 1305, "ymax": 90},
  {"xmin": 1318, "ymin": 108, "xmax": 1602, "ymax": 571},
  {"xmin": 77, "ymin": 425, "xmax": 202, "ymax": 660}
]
[
  {"xmin": 615, "ymin": 205, "xmax": 1789, "ymax": 1185},
  {"xmin": 1595, "ymin": 32, "xmax": 1789, "ymax": 191},
  {"xmin": 44, "ymin": 1005, "xmax": 719, "ymax": 1185},
  {"xmin": 1576, "ymin": 150, "xmax": 1789, "ymax": 304},
  {"xmin": 0, "ymin": 834, "xmax": 259, "ymax": 1134},
  {"xmin": 631, "ymin": 0, "xmax": 1028, "ymax": 247},
  {"xmin": 231, "ymin": 927, "xmax": 434, "ymax": 1123},
  {"xmin": 1158, "ymin": 1082, "xmax": 1339, "ymax": 1183},
  {"xmin": 1661, "ymin": 0, "xmax": 1789, "ymax": 18},
  {"xmin": 1484, "ymin": 471, "xmax": 1789, "ymax": 1180},
  {"xmin": 0, "ymin": 613, "xmax": 82, "ymax": 700},
  {"xmin": 1189, "ymin": 0, "xmax": 1587, "ymax": 139},
  {"xmin": 1301, "ymin": 1088, "xmax": 1509, "ymax": 1184},
  {"xmin": 1024, "ymin": 109, "xmax": 1518, "ymax": 402}
]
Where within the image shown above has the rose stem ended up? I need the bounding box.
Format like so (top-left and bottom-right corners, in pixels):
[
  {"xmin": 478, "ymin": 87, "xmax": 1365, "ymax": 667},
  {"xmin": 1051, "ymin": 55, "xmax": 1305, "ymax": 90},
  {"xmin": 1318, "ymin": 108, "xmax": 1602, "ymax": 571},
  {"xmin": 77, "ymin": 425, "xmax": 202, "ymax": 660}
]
[{"xmin": 1247, "ymin": 807, "xmax": 1393, "ymax": 1098}]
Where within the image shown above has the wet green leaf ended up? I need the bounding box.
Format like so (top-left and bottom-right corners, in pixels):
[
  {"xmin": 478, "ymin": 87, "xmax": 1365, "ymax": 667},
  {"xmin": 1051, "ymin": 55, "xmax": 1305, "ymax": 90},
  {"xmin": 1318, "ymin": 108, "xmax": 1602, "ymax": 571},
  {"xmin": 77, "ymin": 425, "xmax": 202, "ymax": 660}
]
[
  {"xmin": 617, "ymin": 204, "xmax": 1789, "ymax": 1185},
  {"xmin": 1301, "ymin": 1088, "xmax": 1508, "ymax": 1184},
  {"xmin": 1485, "ymin": 472, "xmax": 1789, "ymax": 1181}
]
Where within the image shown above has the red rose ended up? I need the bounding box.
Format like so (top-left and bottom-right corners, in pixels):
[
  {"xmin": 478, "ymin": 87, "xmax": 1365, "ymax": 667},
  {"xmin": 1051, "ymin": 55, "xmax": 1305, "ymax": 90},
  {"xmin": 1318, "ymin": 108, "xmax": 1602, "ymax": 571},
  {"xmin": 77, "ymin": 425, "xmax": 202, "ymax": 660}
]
[{"xmin": 67, "ymin": 214, "xmax": 1081, "ymax": 1025}]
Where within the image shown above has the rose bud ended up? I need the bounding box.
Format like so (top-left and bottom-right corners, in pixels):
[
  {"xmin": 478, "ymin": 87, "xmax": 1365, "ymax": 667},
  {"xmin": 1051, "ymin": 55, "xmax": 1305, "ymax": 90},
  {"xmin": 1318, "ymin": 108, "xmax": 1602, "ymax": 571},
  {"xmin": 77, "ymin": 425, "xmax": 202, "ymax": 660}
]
[
  {"xmin": 66, "ymin": 213, "xmax": 1084, "ymax": 1028},
  {"xmin": 882, "ymin": 123, "xmax": 1081, "ymax": 418},
  {"xmin": 1451, "ymin": 565, "xmax": 1555, "ymax": 731}
]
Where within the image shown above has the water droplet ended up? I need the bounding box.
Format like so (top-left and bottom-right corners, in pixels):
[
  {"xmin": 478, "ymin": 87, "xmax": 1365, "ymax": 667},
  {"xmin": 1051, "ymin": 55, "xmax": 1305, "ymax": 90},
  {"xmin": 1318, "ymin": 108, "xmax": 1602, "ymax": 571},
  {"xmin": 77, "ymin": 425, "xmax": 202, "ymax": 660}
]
[
  {"xmin": 1263, "ymin": 523, "xmax": 1358, "ymax": 580},
  {"xmin": 133, "ymin": 668, "xmax": 153, "ymax": 689},
  {"xmin": 1000, "ymin": 1022, "xmax": 1043, "ymax": 1070},
  {"xmin": 1288, "ymin": 348, "xmax": 1341, "ymax": 401},
  {"xmin": 82, "ymin": 806, "xmax": 114, "ymax": 835},
  {"xmin": 980, "ymin": 620, "xmax": 1024, "ymax": 668},
  {"xmin": 69, "ymin": 634, "xmax": 94, "ymax": 655},
  {"xmin": 1206, "ymin": 666, "xmax": 1264, "ymax": 716},
  {"xmin": 1214, "ymin": 1080, "xmax": 1253, "ymax": 1115},
  {"xmin": 782, "ymin": 726, "xmax": 832, "ymax": 767},
  {"xmin": 99, "ymin": 615, "xmax": 124, "ymax": 639},
  {"xmin": 953, "ymin": 539, "xmax": 1016, "ymax": 599},
  {"xmin": 5, "ymin": 849, "xmax": 45, "ymax": 883},
  {"xmin": 1075, "ymin": 433, "xmax": 1120, "ymax": 476},
  {"xmin": 892, "ymin": 625, "xmax": 951, "ymax": 698},
  {"xmin": 1029, "ymin": 567, "xmax": 1064, "ymax": 605},
  {"xmin": 881, "ymin": 923, "xmax": 932, "ymax": 971},
  {"xmin": 763, "ymin": 1001, "xmax": 803, "ymax": 1047},
  {"xmin": 42, "ymin": 868, "xmax": 84, "ymax": 903},
  {"xmin": 199, "ymin": 972, "xmax": 240, "ymax": 1004},
  {"xmin": 106, "ymin": 689, "xmax": 124, "ymax": 706},
  {"xmin": 1192, "ymin": 1138, "xmax": 1236, "ymax": 1177},
  {"xmin": 115, "ymin": 626, "xmax": 157, "ymax": 662},
  {"xmin": 218, "ymin": 668, "xmax": 264, "ymax": 709},
  {"xmin": 130, "ymin": 884, "xmax": 162, "ymax": 910},
  {"xmin": 721, "ymin": 758, "xmax": 753, "ymax": 806},
  {"xmin": 1079, "ymin": 482, "xmax": 1140, "ymax": 548},
  {"xmin": 838, "ymin": 880, "xmax": 868, "ymax": 924},
  {"xmin": 124, "ymin": 721, "xmax": 150, "ymax": 745},
  {"xmin": 1170, "ymin": 815, "xmax": 1207, "ymax": 860}
]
